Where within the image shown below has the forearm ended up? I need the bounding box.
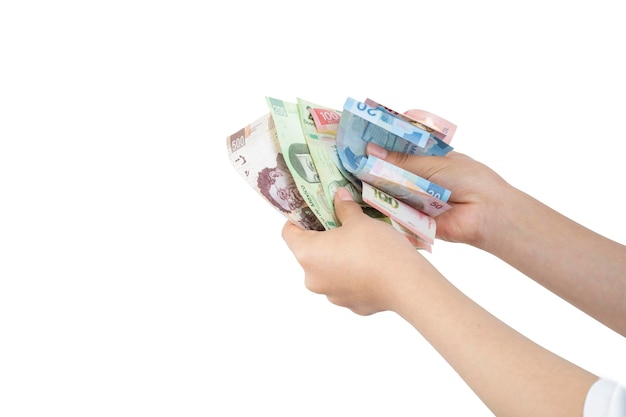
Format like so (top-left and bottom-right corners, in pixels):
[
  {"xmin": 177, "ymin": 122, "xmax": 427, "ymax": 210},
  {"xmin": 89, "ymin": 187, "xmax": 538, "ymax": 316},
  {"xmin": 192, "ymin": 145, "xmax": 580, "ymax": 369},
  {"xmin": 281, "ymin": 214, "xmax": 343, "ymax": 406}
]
[
  {"xmin": 393, "ymin": 266, "xmax": 598, "ymax": 417},
  {"xmin": 478, "ymin": 186, "xmax": 626, "ymax": 336}
]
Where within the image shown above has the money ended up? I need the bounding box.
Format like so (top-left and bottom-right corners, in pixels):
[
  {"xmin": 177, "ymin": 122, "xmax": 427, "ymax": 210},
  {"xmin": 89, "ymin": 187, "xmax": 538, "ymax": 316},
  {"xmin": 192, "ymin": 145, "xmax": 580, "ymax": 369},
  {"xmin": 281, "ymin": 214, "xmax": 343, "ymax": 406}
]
[
  {"xmin": 309, "ymin": 107, "xmax": 341, "ymax": 135},
  {"xmin": 388, "ymin": 219, "xmax": 433, "ymax": 253},
  {"xmin": 357, "ymin": 157, "xmax": 451, "ymax": 217},
  {"xmin": 403, "ymin": 108, "xmax": 457, "ymax": 143},
  {"xmin": 336, "ymin": 99, "xmax": 453, "ymax": 177},
  {"xmin": 362, "ymin": 182, "xmax": 436, "ymax": 252},
  {"xmin": 228, "ymin": 96, "xmax": 458, "ymax": 251},
  {"xmin": 266, "ymin": 96, "xmax": 339, "ymax": 230},
  {"xmin": 364, "ymin": 98, "xmax": 457, "ymax": 143},
  {"xmin": 308, "ymin": 106, "xmax": 362, "ymax": 190},
  {"xmin": 296, "ymin": 98, "xmax": 363, "ymax": 210},
  {"xmin": 336, "ymin": 98, "xmax": 453, "ymax": 216},
  {"xmin": 341, "ymin": 97, "xmax": 453, "ymax": 156},
  {"xmin": 226, "ymin": 113, "xmax": 324, "ymax": 231}
]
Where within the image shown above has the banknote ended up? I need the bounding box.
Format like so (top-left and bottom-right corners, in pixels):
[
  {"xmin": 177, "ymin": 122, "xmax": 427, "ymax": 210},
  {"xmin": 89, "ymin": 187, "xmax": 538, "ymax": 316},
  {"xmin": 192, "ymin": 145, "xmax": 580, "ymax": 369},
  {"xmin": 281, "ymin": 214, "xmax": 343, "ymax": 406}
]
[
  {"xmin": 336, "ymin": 99, "xmax": 453, "ymax": 178},
  {"xmin": 388, "ymin": 219, "xmax": 432, "ymax": 252},
  {"xmin": 226, "ymin": 113, "xmax": 324, "ymax": 231},
  {"xmin": 357, "ymin": 157, "xmax": 451, "ymax": 217},
  {"xmin": 360, "ymin": 156, "xmax": 451, "ymax": 201},
  {"xmin": 404, "ymin": 109, "xmax": 457, "ymax": 143},
  {"xmin": 308, "ymin": 106, "xmax": 362, "ymax": 190},
  {"xmin": 364, "ymin": 98, "xmax": 457, "ymax": 144},
  {"xmin": 296, "ymin": 98, "xmax": 362, "ymax": 209},
  {"xmin": 341, "ymin": 97, "xmax": 454, "ymax": 156},
  {"xmin": 362, "ymin": 182, "xmax": 436, "ymax": 252},
  {"xmin": 336, "ymin": 101, "xmax": 452, "ymax": 216},
  {"xmin": 266, "ymin": 96, "xmax": 339, "ymax": 230},
  {"xmin": 309, "ymin": 107, "xmax": 341, "ymax": 135}
]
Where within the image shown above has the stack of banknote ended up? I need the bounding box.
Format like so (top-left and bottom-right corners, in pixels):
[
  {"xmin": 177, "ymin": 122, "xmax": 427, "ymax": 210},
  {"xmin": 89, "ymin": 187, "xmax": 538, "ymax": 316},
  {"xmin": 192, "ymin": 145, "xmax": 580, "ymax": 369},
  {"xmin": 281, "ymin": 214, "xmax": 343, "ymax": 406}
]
[{"xmin": 226, "ymin": 96, "xmax": 456, "ymax": 252}]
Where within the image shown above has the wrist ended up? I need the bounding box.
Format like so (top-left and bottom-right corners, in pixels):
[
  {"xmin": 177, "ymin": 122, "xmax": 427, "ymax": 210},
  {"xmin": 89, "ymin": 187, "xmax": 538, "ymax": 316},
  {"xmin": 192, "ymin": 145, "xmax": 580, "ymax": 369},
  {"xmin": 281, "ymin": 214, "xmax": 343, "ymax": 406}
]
[
  {"xmin": 474, "ymin": 185, "xmax": 532, "ymax": 255},
  {"xmin": 388, "ymin": 256, "xmax": 449, "ymax": 318}
]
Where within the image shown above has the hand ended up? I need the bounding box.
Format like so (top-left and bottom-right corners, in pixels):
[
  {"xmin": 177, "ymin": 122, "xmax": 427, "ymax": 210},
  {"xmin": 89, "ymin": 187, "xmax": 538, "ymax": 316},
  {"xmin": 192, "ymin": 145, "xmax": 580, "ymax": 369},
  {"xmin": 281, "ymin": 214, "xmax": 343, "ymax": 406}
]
[
  {"xmin": 282, "ymin": 187, "xmax": 437, "ymax": 316},
  {"xmin": 366, "ymin": 143, "xmax": 512, "ymax": 247}
]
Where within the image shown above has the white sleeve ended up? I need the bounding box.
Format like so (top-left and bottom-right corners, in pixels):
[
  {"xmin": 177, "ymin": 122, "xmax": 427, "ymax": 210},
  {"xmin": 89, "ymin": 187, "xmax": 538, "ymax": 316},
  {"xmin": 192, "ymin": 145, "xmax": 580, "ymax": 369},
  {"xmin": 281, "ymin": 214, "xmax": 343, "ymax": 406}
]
[{"xmin": 583, "ymin": 377, "xmax": 626, "ymax": 417}]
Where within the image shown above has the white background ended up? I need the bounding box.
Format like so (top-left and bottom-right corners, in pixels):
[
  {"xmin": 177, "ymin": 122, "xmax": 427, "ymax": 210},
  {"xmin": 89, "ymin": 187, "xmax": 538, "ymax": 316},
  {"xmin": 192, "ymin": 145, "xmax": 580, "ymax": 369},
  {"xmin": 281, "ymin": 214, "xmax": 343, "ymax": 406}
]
[{"xmin": 1, "ymin": 1, "xmax": 625, "ymax": 416}]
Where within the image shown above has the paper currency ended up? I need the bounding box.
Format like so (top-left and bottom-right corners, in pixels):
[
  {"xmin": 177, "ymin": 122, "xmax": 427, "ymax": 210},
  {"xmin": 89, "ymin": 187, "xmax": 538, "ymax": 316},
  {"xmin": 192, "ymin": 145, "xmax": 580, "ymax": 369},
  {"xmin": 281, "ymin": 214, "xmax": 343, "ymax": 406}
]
[
  {"xmin": 357, "ymin": 157, "xmax": 451, "ymax": 217},
  {"xmin": 336, "ymin": 99, "xmax": 453, "ymax": 177},
  {"xmin": 308, "ymin": 106, "xmax": 362, "ymax": 190},
  {"xmin": 336, "ymin": 97, "xmax": 452, "ymax": 216},
  {"xmin": 266, "ymin": 96, "xmax": 339, "ymax": 230},
  {"xmin": 388, "ymin": 219, "xmax": 432, "ymax": 253},
  {"xmin": 296, "ymin": 98, "xmax": 363, "ymax": 210},
  {"xmin": 309, "ymin": 107, "xmax": 341, "ymax": 135},
  {"xmin": 341, "ymin": 97, "xmax": 453, "ymax": 156},
  {"xmin": 361, "ymin": 182, "xmax": 436, "ymax": 252},
  {"xmin": 403, "ymin": 108, "xmax": 457, "ymax": 143},
  {"xmin": 364, "ymin": 98, "xmax": 457, "ymax": 144},
  {"xmin": 226, "ymin": 113, "xmax": 324, "ymax": 231},
  {"xmin": 228, "ymin": 96, "xmax": 459, "ymax": 251}
]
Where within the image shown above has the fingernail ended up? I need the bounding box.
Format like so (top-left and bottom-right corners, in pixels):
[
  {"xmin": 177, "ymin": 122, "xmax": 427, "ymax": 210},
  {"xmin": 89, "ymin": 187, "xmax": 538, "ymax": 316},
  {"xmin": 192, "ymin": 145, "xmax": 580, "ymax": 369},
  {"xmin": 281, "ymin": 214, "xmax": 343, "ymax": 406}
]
[
  {"xmin": 366, "ymin": 143, "xmax": 388, "ymax": 159},
  {"xmin": 337, "ymin": 187, "xmax": 353, "ymax": 201}
]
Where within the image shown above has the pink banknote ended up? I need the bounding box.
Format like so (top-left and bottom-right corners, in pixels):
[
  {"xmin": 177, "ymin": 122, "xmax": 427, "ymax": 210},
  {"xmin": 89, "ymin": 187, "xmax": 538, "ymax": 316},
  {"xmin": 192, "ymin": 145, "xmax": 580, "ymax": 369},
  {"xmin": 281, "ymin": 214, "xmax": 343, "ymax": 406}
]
[
  {"xmin": 309, "ymin": 107, "xmax": 341, "ymax": 135},
  {"xmin": 361, "ymin": 182, "xmax": 436, "ymax": 252},
  {"xmin": 364, "ymin": 98, "xmax": 457, "ymax": 143}
]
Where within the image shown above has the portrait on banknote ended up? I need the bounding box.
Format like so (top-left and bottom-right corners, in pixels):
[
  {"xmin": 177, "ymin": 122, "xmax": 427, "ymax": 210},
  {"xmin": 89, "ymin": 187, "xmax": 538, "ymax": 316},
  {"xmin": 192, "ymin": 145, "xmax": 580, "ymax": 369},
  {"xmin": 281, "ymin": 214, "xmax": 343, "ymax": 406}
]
[
  {"xmin": 288, "ymin": 143, "xmax": 320, "ymax": 184},
  {"xmin": 258, "ymin": 153, "xmax": 305, "ymax": 213},
  {"xmin": 257, "ymin": 153, "xmax": 323, "ymax": 231}
]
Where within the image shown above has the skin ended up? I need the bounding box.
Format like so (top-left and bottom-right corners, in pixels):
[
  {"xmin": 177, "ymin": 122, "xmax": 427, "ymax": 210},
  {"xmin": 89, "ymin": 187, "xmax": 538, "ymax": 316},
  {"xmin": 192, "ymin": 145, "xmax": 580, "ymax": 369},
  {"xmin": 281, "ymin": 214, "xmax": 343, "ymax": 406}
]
[
  {"xmin": 282, "ymin": 142, "xmax": 626, "ymax": 417},
  {"xmin": 371, "ymin": 144, "xmax": 626, "ymax": 336}
]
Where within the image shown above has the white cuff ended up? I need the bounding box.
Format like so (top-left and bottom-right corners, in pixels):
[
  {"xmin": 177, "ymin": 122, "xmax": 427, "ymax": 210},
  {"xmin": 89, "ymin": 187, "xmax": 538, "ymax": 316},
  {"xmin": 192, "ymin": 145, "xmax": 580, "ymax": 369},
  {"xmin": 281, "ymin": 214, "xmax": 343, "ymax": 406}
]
[{"xmin": 583, "ymin": 377, "xmax": 626, "ymax": 417}]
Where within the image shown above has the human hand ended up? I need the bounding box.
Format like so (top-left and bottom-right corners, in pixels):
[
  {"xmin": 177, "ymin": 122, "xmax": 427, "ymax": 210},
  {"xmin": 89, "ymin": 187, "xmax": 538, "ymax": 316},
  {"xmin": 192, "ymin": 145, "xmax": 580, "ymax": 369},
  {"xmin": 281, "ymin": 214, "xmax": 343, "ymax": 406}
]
[
  {"xmin": 366, "ymin": 142, "xmax": 513, "ymax": 248},
  {"xmin": 282, "ymin": 187, "xmax": 438, "ymax": 316}
]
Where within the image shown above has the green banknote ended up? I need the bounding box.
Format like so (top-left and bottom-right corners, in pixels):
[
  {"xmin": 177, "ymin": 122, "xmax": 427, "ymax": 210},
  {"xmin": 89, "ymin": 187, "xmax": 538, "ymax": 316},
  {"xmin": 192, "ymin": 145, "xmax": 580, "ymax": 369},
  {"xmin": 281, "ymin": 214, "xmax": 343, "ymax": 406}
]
[
  {"xmin": 296, "ymin": 97, "xmax": 362, "ymax": 209},
  {"xmin": 266, "ymin": 96, "xmax": 338, "ymax": 230}
]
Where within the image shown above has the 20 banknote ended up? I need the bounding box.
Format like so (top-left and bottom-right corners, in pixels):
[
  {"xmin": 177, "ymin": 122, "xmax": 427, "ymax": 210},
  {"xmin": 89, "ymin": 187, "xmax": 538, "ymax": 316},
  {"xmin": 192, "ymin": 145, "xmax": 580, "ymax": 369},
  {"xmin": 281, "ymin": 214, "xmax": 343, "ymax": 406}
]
[{"xmin": 226, "ymin": 96, "xmax": 457, "ymax": 252}]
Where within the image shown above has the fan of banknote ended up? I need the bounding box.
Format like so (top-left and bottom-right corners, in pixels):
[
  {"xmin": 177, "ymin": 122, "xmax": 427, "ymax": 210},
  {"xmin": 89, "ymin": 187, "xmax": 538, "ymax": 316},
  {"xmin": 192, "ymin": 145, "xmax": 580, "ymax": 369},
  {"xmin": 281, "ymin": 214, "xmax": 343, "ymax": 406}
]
[{"xmin": 226, "ymin": 96, "xmax": 457, "ymax": 252}]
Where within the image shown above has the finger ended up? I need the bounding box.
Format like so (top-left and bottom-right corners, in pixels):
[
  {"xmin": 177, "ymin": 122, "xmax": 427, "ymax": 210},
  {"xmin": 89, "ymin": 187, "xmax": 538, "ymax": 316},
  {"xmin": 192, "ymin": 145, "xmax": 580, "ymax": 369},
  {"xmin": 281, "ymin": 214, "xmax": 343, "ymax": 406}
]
[
  {"xmin": 281, "ymin": 220, "xmax": 309, "ymax": 251},
  {"xmin": 333, "ymin": 187, "xmax": 366, "ymax": 224},
  {"xmin": 365, "ymin": 142, "xmax": 455, "ymax": 179}
]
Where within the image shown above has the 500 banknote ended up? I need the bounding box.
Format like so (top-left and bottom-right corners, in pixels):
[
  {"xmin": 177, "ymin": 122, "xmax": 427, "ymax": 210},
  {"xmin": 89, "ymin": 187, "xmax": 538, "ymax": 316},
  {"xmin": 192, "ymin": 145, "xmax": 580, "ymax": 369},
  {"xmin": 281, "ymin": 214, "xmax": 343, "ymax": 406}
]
[{"xmin": 226, "ymin": 113, "xmax": 324, "ymax": 231}]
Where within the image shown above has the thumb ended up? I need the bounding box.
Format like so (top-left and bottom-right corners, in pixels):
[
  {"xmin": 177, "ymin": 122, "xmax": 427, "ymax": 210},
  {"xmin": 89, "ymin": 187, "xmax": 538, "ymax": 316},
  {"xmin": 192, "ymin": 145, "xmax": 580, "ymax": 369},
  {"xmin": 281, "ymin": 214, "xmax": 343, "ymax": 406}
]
[
  {"xmin": 333, "ymin": 187, "xmax": 366, "ymax": 224},
  {"xmin": 365, "ymin": 142, "xmax": 452, "ymax": 181}
]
